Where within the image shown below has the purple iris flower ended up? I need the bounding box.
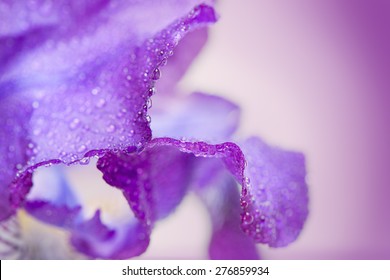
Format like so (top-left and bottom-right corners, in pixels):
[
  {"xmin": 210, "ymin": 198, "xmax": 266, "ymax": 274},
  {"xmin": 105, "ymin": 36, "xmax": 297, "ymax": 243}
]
[{"xmin": 0, "ymin": 0, "xmax": 308, "ymax": 259}]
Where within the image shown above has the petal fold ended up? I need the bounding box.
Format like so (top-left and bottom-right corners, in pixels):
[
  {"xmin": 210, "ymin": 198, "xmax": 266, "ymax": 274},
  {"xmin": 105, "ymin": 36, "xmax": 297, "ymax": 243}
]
[
  {"xmin": 240, "ymin": 137, "xmax": 309, "ymax": 247},
  {"xmin": 0, "ymin": 2, "xmax": 217, "ymax": 222},
  {"xmin": 193, "ymin": 159, "xmax": 259, "ymax": 259}
]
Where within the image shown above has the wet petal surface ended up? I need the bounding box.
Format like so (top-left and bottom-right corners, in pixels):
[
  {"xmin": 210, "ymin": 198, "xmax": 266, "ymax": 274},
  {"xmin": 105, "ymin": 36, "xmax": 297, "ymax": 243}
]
[
  {"xmin": 193, "ymin": 159, "xmax": 259, "ymax": 259},
  {"xmin": 145, "ymin": 137, "xmax": 308, "ymax": 248},
  {"xmin": 240, "ymin": 137, "xmax": 309, "ymax": 247},
  {"xmin": 0, "ymin": 2, "xmax": 217, "ymax": 221}
]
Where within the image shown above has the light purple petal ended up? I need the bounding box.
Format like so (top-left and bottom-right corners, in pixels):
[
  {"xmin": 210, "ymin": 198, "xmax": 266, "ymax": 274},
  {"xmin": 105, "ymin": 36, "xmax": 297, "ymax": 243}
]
[
  {"xmin": 145, "ymin": 137, "xmax": 308, "ymax": 248},
  {"xmin": 151, "ymin": 92, "xmax": 240, "ymax": 142},
  {"xmin": 23, "ymin": 159, "xmax": 149, "ymax": 259},
  {"xmin": 240, "ymin": 137, "xmax": 309, "ymax": 247},
  {"xmin": 24, "ymin": 198, "xmax": 149, "ymax": 259},
  {"xmin": 97, "ymin": 144, "xmax": 193, "ymax": 222},
  {"xmin": 0, "ymin": 98, "xmax": 32, "ymax": 220},
  {"xmin": 70, "ymin": 210, "xmax": 150, "ymax": 260},
  {"xmin": 193, "ymin": 159, "xmax": 259, "ymax": 259},
  {"xmin": 0, "ymin": 2, "xmax": 217, "ymax": 221},
  {"xmin": 155, "ymin": 28, "xmax": 210, "ymax": 95}
]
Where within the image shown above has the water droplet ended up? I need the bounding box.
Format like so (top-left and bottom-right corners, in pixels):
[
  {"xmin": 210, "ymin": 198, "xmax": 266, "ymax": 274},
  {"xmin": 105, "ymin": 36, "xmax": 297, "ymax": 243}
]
[
  {"xmin": 33, "ymin": 128, "xmax": 41, "ymax": 136},
  {"xmin": 106, "ymin": 124, "xmax": 116, "ymax": 133},
  {"xmin": 242, "ymin": 186, "xmax": 248, "ymax": 196},
  {"xmin": 126, "ymin": 146, "xmax": 137, "ymax": 154},
  {"xmin": 241, "ymin": 200, "xmax": 248, "ymax": 208},
  {"xmin": 96, "ymin": 98, "xmax": 106, "ymax": 108},
  {"xmin": 145, "ymin": 115, "xmax": 151, "ymax": 123},
  {"xmin": 69, "ymin": 118, "xmax": 80, "ymax": 129},
  {"xmin": 32, "ymin": 101, "xmax": 39, "ymax": 109},
  {"xmin": 243, "ymin": 212, "xmax": 254, "ymax": 225},
  {"xmin": 91, "ymin": 87, "xmax": 100, "ymax": 95},
  {"xmin": 152, "ymin": 68, "xmax": 160, "ymax": 80},
  {"xmin": 77, "ymin": 145, "xmax": 87, "ymax": 153},
  {"xmin": 216, "ymin": 144, "xmax": 224, "ymax": 152},
  {"xmin": 148, "ymin": 87, "xmax": 155, "ymax": 96},
  {"xmin": 159, "ymin": 58, "xmax": 168, "ymax": 67},
  {"xmin": 126, "ymin": 75, "xmax": 132, "ymax": 80},
  {"xmin": 79, "ymin": 157, "xmax": 90, "ymax": 165},
  {"xmin": 146, "ymin": 99, "xmax": 152, "ymax": 109},
  {"xmin": 181, "ymin": 25, "xmax": 189, "ymax": 32}
]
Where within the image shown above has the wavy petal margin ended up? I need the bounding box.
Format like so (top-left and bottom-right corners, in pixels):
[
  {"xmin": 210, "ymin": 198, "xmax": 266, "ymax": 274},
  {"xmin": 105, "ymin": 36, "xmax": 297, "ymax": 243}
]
[
  {"xmin": 0, "ymin": 3, "xmax": 218, "ymax": 222},
  {"xmin": 145, "ymin": 137, "xmax": 308, "ymax": 248},
  {"xmin": 193, "ymin": 159, "xmax": 260, "ymax": 259}
]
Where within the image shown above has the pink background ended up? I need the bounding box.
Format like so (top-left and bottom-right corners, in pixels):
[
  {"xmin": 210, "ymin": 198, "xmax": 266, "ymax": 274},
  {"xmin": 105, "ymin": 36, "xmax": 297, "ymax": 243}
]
[{"xmin": 140, "ymin": 1, "xmax": 390, "ymax": 259}]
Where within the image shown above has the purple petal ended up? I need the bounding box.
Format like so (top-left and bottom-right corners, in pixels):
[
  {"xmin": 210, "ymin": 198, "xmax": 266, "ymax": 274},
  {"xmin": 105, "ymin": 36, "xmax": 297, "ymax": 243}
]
[
  {"xmin": 155, "ymin": 28, "xmax": 210, "ymax": 94},
  {"xmin": 240, "ymin": 137, "xmax": 309, "ymax": 247},
  {"xmin": 24, "ymin": 197, "xmax": 149, "ymax": 259},
  {"xmin": 0, "ymin": 2, "xmax": 217, "ymax": 221},
  {"xmin": 70, "ymin": 210, "xmax": 150, "ymax": 260},
  {"xmin": 0, "ymin": 98, "xmax": 32, "ymax": 220},
  {"xmin": 151, "ymin": 92, "xmax": 240, "ymax": 142},
  {"xmin": 97, "ymin": 145, "xmax": 193, "ymax": 222},
  {"xmin": 145, "ymin": 137, "xmax": 308, "ymax": 248},
  {"xmin": 22, "ymin": 162, "xmax": 149, "ymax": 259},
  {"xmin": 193, "ymin": 159, "xmax": 259, "ymax": 259}
]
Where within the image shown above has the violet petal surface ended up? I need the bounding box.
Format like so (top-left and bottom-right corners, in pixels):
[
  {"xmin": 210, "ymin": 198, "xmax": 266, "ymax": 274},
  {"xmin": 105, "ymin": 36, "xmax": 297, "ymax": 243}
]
[
  {"xmin": 240, "ymin": 137, "xmax": 309, "ymax": 247},
  {"xmin": 0, "ymin": 1, "xmax": 217, "ymax": 221}
]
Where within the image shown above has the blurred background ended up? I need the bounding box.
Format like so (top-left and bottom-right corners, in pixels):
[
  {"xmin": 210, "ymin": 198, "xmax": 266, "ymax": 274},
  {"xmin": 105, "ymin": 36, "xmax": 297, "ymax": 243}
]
[{"xmin": 139, "ymin": 0, "xmax": 390, "ymax": 259}]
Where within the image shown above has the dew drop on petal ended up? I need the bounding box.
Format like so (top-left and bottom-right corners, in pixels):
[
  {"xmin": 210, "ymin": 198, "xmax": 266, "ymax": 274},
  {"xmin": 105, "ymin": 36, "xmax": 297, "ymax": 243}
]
[
  {"xmin": 146, "ymin": 98, "xmax": 152, "ymax": 109},
  {"xmin": 33, "ymin": 128, "xmax": 41, "ymax": 136},
  {"xmin": 91, "ymin": 87, "xmax": 100, "ymax": 95},
  {"xmin": 148, "ymin": 87, "xmax": 155, "ymax": 96},
  {"xmin": 69, "ymin": 118, "xmax": 80, "ymax": 130},
  {"xmin": 145, "ymin": 115, "xmax": 151, "ymax": 123},
  {"xmin": 79, "ymin": 157, "xmax": 90, "ymax": 165},
  {"xmin": 152, "ymin": 68, "xmax": 161, "ymax": 80},
  {"xmin": 243, "ymin": 212, "xmax": 254, "ymax": 225},
  {"xmin": 106, "ymin": 124, "xmax": 116, "ymax": 133},
  {"xmin": 96, "ymin": 98, "xmax": 106, "ymax": 108},
  {"xmin": 77, "ymin": 145, "xmax": 87, "ymax": 153},
  {"xmin": 32, "ymin": 101, "xmax": 40, "ymax": 109}
]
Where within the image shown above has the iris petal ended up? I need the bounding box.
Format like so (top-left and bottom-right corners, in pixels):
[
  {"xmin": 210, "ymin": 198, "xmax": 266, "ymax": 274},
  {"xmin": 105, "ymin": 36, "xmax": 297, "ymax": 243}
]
[
  {"xmin": 142, "ymin": 137, "xmax": 308, "ymax": 248},
  {"xmin": 193, "ymin": 159, "xmax": 260, "ymax": 259},
  {"xmin": 24, "ymin": 174, "xmax": 149, "ymax": 259},
  {"xmin": 96, "ymin": 143, "xmax": 193, "ymax": 250},
  {"xmin": 151, "ymin": 92, "xmax": 240, "ymax": 142},
  {"xmin": 240, "ymin": 137, "xmax": 309, "ymax": 247},
  {"xmin": 0, "ymin": 2, "xmax": 217, "ymax": 222}
]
